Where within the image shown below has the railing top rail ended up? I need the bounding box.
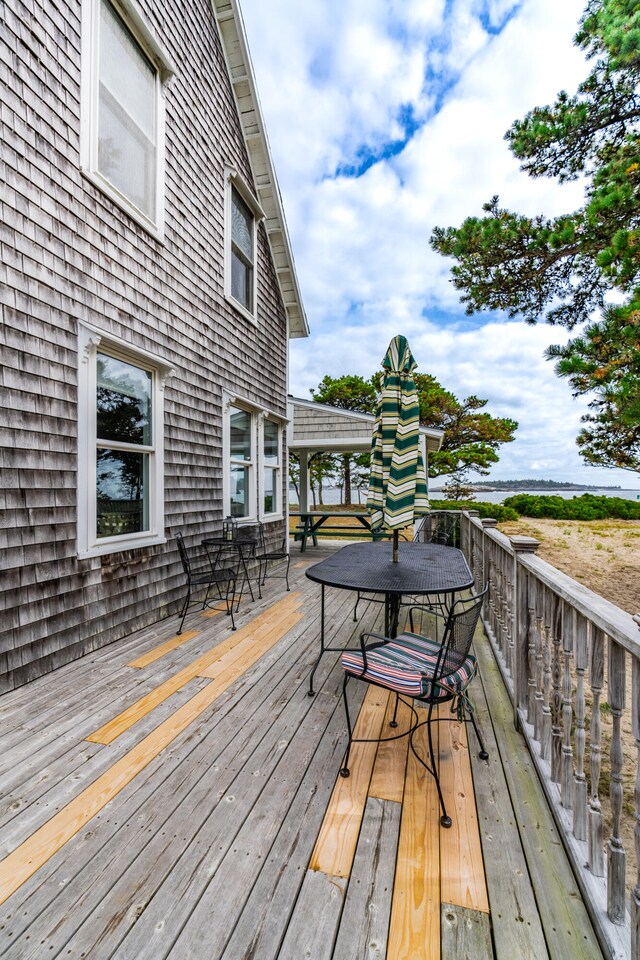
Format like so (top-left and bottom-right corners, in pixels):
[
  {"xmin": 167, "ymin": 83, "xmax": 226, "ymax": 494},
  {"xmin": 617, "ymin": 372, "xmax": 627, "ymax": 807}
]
[
  {"xmin": 461, "ymin": 509, "xmax": 640, "ymax": 657},
  {"xmin": 518, "ymin": 551, "xmax": 640, "ymax": 657}
]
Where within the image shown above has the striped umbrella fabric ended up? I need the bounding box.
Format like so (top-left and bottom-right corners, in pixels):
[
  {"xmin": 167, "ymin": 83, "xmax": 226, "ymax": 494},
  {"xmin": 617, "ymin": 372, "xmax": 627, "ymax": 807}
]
[{"xmin": 367, "ymin": 335, "xmax": 430, "ymax": 534}]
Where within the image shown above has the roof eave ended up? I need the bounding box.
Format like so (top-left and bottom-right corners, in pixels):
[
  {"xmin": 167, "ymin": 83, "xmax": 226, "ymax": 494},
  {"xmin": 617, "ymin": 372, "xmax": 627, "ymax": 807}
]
[{"xmin": 212, "ymin": 0, "xmax": 309, "ymax": 340}]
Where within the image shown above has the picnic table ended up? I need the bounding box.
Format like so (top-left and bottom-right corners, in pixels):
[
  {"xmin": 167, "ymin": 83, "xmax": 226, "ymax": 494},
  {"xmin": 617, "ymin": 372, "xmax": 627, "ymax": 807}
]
[{"xmin": 292, "ymin": 511, "xmax": 388, "ymax": 552}]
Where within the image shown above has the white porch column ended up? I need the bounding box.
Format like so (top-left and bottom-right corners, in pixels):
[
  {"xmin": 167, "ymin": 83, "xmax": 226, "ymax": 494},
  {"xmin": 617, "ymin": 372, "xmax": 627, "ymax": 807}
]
[{"xmin": 298, "ymin": 450, "xmax": 310, "ymax": 514}]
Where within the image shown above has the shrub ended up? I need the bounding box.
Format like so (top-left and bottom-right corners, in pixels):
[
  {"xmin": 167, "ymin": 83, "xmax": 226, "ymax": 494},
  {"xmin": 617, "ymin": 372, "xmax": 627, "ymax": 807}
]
[
  {"xmin": 431, "ymin": 499, "xmax": 519, "ymax": 522},
  {"xmin": 502, "ymin": 493, "xmax": 640, "ymax": 521}
]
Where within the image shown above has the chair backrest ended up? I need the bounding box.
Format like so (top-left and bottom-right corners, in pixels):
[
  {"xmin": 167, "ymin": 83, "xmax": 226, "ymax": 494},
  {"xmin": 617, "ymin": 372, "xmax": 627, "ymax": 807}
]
[
  {"xmin": 414, "ymin": 512, "xmax": 459, "ymax": 547},
  {"xmin": 436, "ymin": 587, "xmax": 487, "ymax": 681},
  {"xmin": 175, "ymin": 533, "xmax": 191, "ymax": 577},
  {"xmin": 236, "ymin": 522, "xmax": 262, "ymax": 546}
]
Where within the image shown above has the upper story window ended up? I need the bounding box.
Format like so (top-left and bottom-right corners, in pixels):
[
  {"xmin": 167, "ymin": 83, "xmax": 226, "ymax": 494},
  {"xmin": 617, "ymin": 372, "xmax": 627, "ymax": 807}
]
[
  {"xmin": 78, "ymin": 324, "xmax": 173, "ymax": 557},
  {"xmin": 225, "ymin": 168, "xmax": 264, "ymax": 323},
  {"xmin": 81, "ymin": 0, "xmax": 176, "ymax": 236}
]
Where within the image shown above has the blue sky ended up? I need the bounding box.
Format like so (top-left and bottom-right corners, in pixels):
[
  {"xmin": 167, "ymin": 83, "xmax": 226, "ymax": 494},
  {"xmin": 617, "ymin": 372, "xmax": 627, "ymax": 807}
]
[{"xmin": 239, "ymin": 0, "xmax": 638, "ymax": 488}]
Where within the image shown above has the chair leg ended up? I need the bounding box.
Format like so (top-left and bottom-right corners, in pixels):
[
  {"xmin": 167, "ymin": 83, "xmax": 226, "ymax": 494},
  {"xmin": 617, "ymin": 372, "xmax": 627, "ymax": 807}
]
[
  {"xmin": 340, "ymin": 675, "xmax": 353, "ymax": 777},
  {"xmin": 177, "ymin": 586, "xmax": 191, "ymax": 635},
  {"xmin": 389, "ymin": 692, "xmax": 400, "ymax": 728},
  {"xmin": 425, "ymin": 703, "xmax": 451, "ymax": 828},
  {"xmin": 284, "ymin": 555, "xmax": 290, "ymax": 591},
  {"xmin": 468, "ymin": 705, "xmax": 489, "ymax": 761},
  {"xmin": 226, "ymin": 580, "xmax": 237, "ymax": 630}
]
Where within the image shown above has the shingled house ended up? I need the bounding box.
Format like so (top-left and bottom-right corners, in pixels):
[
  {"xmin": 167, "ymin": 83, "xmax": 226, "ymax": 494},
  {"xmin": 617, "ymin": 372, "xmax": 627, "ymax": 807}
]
[{"xmin": 1, "ymin": 0, "xmax": 308, "ymax": 692}]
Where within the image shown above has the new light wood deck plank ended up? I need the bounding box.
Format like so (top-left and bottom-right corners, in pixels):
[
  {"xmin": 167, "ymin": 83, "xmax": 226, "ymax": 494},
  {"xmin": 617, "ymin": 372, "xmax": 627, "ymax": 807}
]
[
  {"xmin": 0, "ymin": 678, "xmax": 212, "ymax": 847},
  {"xmin": 332, "ymin": 796, "xmax": 402, "ymax": 960},
  {"xmin": 368, "ymin": 696, "xmax": 411, "ymax": 804},
  {"xmin": 309, "ymin": 685, "xmax": 390, "ymax": 878},
  {"xmin": 439, "ymin": 719, "xmax": 489, "ymax": 914},
  {"xmin": 127, "ymin": 629, "xmax": 200, "ymax": 668},
  {"xmin": 86, "ymin": 593, "xmax": 302, "ymax": 744},
  {"xmin": 387, "ymin": 723, "xmax": 441, "ymax": 960}
]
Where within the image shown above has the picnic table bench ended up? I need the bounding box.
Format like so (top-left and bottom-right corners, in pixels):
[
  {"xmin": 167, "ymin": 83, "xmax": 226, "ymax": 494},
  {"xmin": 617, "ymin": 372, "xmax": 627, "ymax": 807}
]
[{"xmin": 292, "ymin": 511, "xmax": 388, "ymax": 552}]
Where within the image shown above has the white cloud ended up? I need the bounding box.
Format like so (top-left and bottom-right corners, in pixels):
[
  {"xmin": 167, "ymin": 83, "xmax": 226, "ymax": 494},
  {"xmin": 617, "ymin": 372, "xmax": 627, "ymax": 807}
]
[{"xmin": 239, "ymin": 0, "xmax": 637, "ymax": 488}]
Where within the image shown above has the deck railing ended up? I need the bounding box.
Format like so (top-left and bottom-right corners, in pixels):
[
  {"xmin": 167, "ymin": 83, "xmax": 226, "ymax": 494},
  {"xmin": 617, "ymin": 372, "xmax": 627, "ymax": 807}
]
[{"xmin": 435, "ymin": 508, "xmax": 640, "ymax": 960}]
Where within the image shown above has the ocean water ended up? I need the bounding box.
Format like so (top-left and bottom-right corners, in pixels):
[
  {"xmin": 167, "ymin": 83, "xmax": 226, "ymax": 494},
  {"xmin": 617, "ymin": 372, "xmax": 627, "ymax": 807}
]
[{"xmin": 292, "ymin": 486, "xmax": 640, "ymax": 506}]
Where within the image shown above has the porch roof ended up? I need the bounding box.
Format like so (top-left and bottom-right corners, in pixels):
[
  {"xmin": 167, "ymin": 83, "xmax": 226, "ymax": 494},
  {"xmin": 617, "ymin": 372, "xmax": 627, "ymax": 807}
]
[{"xmin": 287, "ymin": 395, "xmax": 444, "ymax": 454}]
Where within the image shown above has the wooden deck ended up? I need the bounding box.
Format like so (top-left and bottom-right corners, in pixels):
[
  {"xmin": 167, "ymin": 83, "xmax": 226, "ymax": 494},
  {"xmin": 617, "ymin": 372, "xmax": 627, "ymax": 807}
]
[{"xmin": 0, "ymin": 544, "xmax": 605, "ymax": 959}]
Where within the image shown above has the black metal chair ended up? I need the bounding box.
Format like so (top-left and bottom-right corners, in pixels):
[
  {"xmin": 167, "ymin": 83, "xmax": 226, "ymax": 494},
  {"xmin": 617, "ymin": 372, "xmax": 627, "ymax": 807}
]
[
  {"xmin": 233, "ymin": 522, "xmax": 263, "ymax": 601},
  {"xmin": 414, "ymin": 511, "xmax": 460, "ymax": 547},
  {"xmin": 254, "ymin": 523, "xmax": 290, "ymax": 593},
  {"xmin": 175, "ymin": 533, "xmax": 237, "ymax": 634},
  {"xmin": 340, "ymin": 587, "xmax": 488, "ymax": 828}
]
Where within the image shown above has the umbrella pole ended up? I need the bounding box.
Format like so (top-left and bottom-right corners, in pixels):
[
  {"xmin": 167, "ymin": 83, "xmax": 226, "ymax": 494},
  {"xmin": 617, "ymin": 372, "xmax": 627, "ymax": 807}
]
[{"xmin": 392, "ymin": 529, "xmax": 399, "ymax": 563}]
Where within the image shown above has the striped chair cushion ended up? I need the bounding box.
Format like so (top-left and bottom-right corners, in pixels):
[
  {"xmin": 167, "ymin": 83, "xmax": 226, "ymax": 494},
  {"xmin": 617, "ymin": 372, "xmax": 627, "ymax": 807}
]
[{"xmin": 341, "ymin": 631, "xmax": 477, "ymax": 700}]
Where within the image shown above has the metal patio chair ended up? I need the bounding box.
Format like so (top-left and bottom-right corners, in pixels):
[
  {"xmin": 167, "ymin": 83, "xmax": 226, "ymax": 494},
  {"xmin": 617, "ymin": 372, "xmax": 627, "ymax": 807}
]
[
  {"xmin": 340, "ymin": 586, "xmax": 488, "ymax": 828},
  {"xmin": 175, "ymin": 532, "xmax": 237, "ymax": 634},
  {"xmin": 414, "ymin": 511, "xmax": 460, "ymax": 547},
  {"xmin": 254, "ymin": 523, "xmax": 290, "ymax": 594}
]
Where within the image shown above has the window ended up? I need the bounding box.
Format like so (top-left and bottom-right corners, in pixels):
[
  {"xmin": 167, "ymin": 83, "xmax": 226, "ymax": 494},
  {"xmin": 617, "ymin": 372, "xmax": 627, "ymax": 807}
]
[
  {"xmin": 231, "ymin": 188, "xmax": 254, "ymax": 312},
  {"xmin": 78, "ymin": 324, "xmax": 173, "ymax": 556},
  {"xmin": 228, "ymin": 405, "xmax": 255, "ymax": 519},
  {"xmin": 225, "ymin": 169, "xmax": 264, "ymax": 322},
  {"xmin": 81, "ymin": 0, "xmax": 175, "ymax": 235},
  {"xmin": 262, "ymin": 418, "xmax": 281, "ymax": 518}
]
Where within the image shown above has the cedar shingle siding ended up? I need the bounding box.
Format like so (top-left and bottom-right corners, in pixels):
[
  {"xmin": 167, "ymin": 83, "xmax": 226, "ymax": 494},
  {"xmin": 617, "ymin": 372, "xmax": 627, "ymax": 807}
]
[{"xmin": 0, "ymin": 0, "xmax": 290, "ymax": 692}]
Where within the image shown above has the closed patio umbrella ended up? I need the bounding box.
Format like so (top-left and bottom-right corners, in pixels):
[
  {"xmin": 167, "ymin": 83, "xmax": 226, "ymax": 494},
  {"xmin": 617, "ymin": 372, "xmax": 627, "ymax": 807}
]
[{"xmin": 367, "ymin": 335, "xmax": 430, "ymax": 562}]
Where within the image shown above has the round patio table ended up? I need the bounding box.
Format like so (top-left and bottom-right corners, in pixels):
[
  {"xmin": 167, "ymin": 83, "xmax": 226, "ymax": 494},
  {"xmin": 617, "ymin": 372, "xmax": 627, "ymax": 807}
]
[{"xmin": 305, "ymin": 540, "xmax": 475, "ymax": 695}]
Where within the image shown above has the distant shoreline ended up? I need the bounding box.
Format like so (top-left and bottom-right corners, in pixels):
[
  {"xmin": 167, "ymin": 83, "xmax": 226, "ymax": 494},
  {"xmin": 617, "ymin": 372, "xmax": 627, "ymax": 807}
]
[{"xmin": 431, "ymin": 483, "xmax": 638, "ymax": 493}]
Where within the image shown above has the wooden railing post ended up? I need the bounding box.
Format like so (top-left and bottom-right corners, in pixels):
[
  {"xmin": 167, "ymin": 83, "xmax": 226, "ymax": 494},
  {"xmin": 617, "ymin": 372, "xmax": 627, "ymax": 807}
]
[
  {"xmin": 551, "ymin": 594, "xmax": 563, "ymax": 785},
  {"xmin": 573, "ymin": 612, "xmax": 588, "ymax": 840},
  {"xmin": 509, "ymin": 536, "xmax": 540, "ymax": 726},
  {"xmin": 481, "ymin": 519, "xmax": 497, "ymax": 638},
  {"xmin": 561, "ymin": 603, "xmax": 574, "ymax": 808},
  {"xmin": 607, "ymin": 638, "xmax": 626, "ymax": 923},
  {"xmin": 589, "ymin": 626, "xmax": 605, "ymax": 877},
  {"xmin": 541, "ymin": 587, "xmax": 553, "ymax": 763}
]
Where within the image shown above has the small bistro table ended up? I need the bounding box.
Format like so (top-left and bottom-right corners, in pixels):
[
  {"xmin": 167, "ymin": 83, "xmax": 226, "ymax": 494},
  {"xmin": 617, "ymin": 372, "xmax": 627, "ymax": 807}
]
[
  {"xmin": 305, "ymin": 540, "xmax": 475, "ymax": 695},
  {"xmin": 202, "ymin": 535, "xmax": 259, "ymax": 605}
]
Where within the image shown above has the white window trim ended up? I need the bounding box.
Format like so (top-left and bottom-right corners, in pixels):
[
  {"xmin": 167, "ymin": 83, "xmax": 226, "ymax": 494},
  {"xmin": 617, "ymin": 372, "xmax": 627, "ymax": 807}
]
[
  {"xmin": 80, "ymin": 0, "xmax": 176, "ymax": 239},
  {"xmin": 223, "ymin": 395, "xmax": 258, "ymax": 522},
  {"xmin": 259, "ymin": 414, "xmax": 284, "ymax": 522},
  {"xmin": 77, "ymin": 322, "xmax": 173, "ymax": 558},
  {"xmin": 224, "ymin": 165, "xmax": 265, "ymax": 325}
]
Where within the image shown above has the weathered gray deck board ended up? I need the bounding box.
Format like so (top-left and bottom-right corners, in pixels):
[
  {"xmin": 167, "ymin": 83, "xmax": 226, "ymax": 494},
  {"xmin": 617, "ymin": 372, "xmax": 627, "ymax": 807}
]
[
  {"xmin": 1, "ymin": 587, "xmax": 361, "ymax": 958},
  {"xmin": 0, "ymin": 545, "xmax": 608, "ymax": 960},
  {"xmin": 467, "ymin": 629, "xmax": 550, "ymax": 960},
  {"xmin": 441, "ymin": 904, "xmax": 493, "ymax": 959},
  {"xmin": 0, "ymin": 589, "xmax": 344, "ymax": 954},
  {"xmin": 332, "ymin": 797, "xmax": 401, "ymax": 960},
  {"xmin": 277, "ymin": 869, "xmax": 348, "ymax": 960},
  {"xmin": 473, "ymin": 630, "xmax": 604, "ymax": 960}
]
